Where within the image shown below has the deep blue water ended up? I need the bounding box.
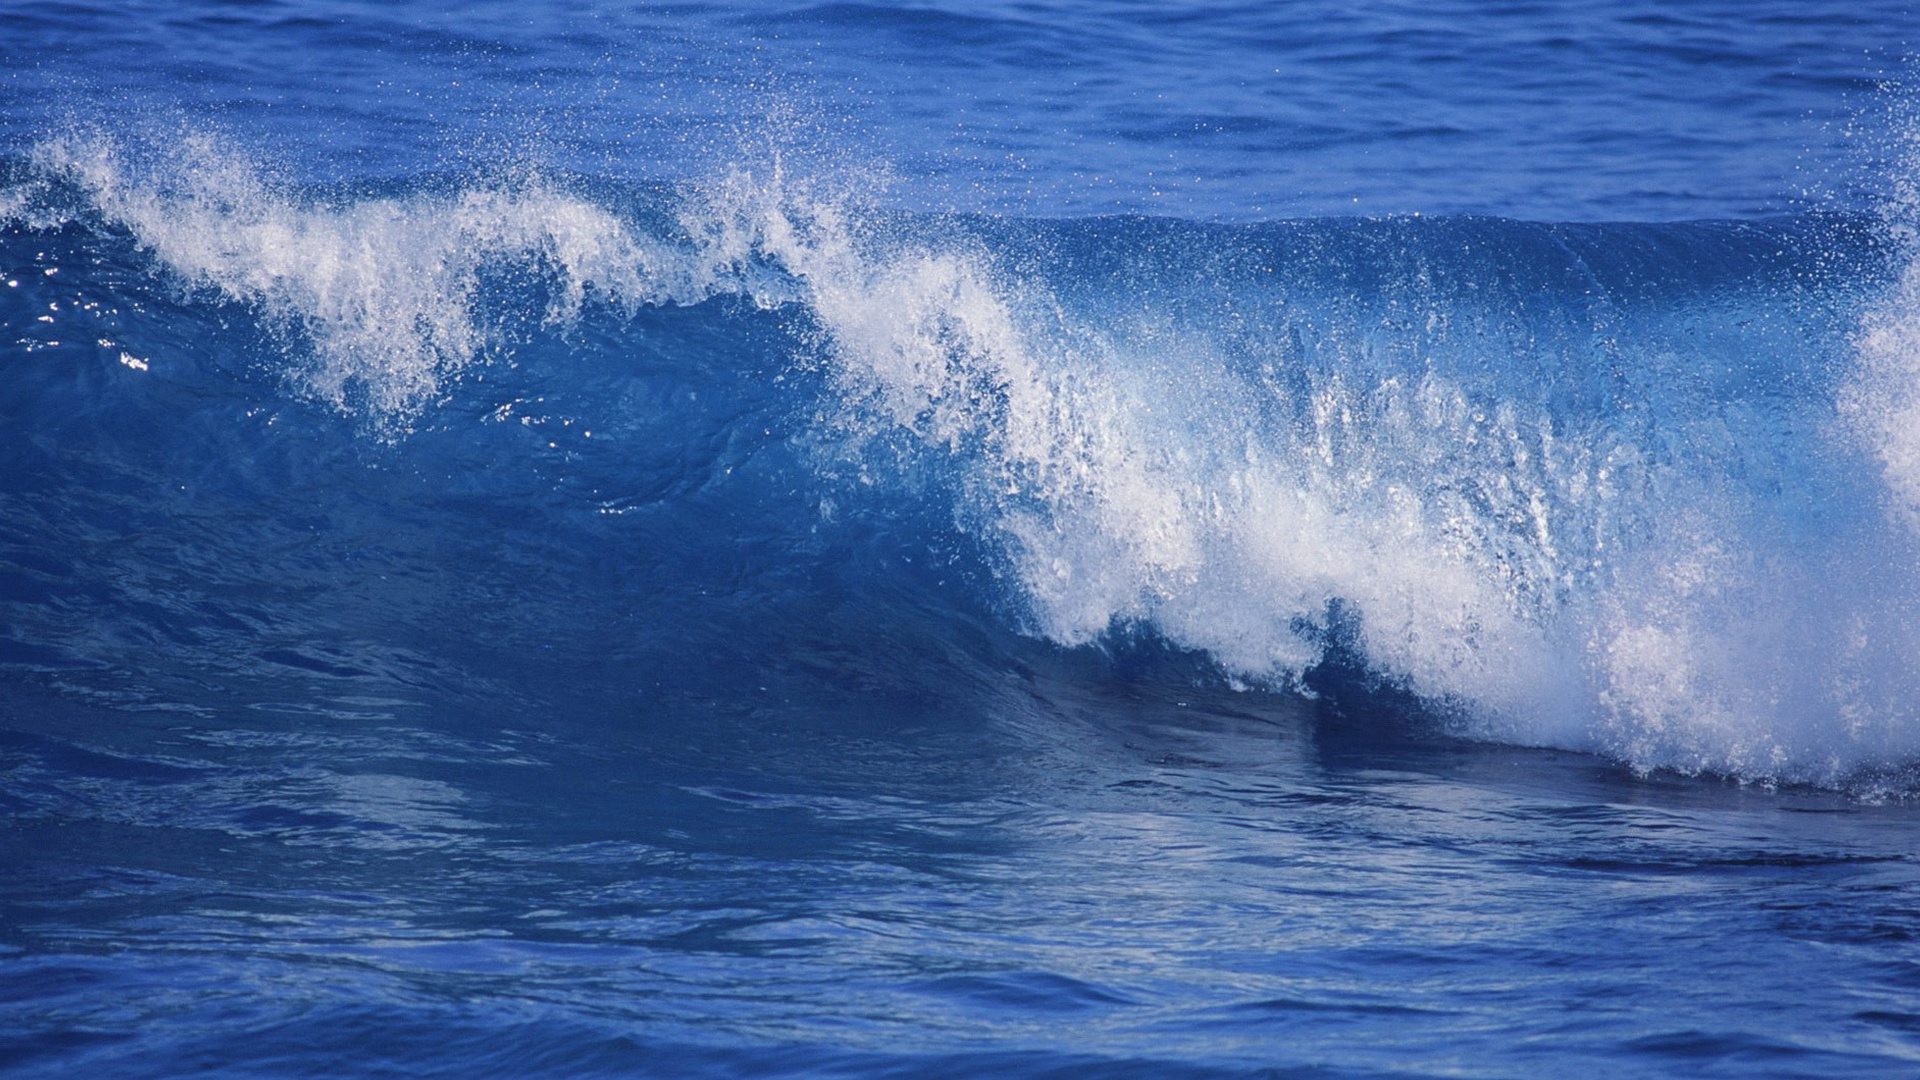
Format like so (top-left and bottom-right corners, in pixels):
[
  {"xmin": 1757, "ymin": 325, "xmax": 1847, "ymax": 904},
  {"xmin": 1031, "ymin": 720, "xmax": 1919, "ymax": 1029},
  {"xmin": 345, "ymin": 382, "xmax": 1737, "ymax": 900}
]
[{"xmin": 6, "ymin": 2, "xmax": 1920, "ymax": 1077}]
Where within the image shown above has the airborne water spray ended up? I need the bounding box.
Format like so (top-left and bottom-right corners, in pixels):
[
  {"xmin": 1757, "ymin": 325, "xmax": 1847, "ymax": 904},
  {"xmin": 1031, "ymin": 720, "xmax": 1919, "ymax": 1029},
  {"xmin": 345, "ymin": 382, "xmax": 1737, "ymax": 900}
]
[{"xmin": 11, "ymin": 122, "xmax": 1920, "ymax": 791}]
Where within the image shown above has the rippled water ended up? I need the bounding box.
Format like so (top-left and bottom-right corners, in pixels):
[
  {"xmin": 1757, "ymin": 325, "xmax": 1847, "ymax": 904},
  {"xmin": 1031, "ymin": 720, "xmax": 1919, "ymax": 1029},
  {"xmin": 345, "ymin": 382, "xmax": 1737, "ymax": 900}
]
[{"xmin": 5, "ymin": 2, "xmax": 1920, "ymax": 1077}]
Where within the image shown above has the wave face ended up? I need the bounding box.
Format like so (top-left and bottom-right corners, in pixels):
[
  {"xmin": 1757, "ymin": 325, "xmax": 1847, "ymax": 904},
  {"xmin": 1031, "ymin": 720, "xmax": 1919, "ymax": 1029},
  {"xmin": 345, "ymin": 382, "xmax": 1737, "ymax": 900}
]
[
  {"xmin": 13, "ymin": 6, "xmax": 1920, "ymax": 1079},
  {"xmin": 6, "ymin": 130, "xmax": 1918, "ymax": 789}
]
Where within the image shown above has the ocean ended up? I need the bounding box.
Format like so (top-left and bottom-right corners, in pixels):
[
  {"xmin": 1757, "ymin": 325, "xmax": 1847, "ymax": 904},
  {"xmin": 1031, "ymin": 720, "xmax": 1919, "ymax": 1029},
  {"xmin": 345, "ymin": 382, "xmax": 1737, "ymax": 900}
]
[{"xmin": 4, "ymin": 2, "xmax": 1920, "ymax": 1077}]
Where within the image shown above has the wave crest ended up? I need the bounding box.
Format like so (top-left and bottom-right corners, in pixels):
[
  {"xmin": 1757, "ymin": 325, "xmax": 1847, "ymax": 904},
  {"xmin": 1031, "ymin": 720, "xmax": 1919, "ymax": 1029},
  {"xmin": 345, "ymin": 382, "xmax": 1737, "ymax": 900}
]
[
  {"xmin": 12, "ymin": 128, "xmax": 1920, "ymax": 791},
  {"xmin": 31, "ymin": 130, "xmax": 707, "ymax": 422}
]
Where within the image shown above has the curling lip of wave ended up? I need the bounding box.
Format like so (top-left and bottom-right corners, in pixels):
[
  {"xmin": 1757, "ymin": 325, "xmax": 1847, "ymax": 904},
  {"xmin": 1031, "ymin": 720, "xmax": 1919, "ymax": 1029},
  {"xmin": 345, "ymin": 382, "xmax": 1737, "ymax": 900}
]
[{"xmin": 10, "ymin": 130, "xmax": 1920, "ymax": 793}]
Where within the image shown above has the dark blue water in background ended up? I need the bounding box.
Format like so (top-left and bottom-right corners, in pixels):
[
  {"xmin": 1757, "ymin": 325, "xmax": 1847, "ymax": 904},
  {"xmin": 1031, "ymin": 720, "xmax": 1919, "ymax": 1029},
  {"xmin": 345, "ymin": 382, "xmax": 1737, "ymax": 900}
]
[{"xmin": 5, "ymin": 3, "xmax": 1920, "ymax": 1077}]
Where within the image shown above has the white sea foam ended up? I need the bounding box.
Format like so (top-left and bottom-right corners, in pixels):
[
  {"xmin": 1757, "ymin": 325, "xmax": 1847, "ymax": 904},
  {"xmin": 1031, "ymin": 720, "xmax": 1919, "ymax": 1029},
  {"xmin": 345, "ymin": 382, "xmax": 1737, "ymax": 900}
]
[
  {"xmin": 1849, "ymin": 254, "xmax": 1920, "ymax": 519},
  {"xmin": 27, "ymin": 128, "xmax": 1920, "ymax": 789},
  {"xmin": 700, "ymin": 162, "xmax": 1920, "ymax": 789},
  {"xmin": 31, "ymin": 129, "xmax": 708, "ymax": 424}
]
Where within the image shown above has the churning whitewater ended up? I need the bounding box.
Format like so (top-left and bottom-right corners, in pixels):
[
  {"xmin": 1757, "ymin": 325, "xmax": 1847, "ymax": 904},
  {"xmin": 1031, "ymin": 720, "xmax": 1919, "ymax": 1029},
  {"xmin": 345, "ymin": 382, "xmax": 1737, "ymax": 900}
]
[
  {"xmin": 10, "ymin": 126, "xmax": 1920, "ymax": 791},
  {"xmin": 12, "ymin": 5, "xmax": 1920, "ymax": 1079}
]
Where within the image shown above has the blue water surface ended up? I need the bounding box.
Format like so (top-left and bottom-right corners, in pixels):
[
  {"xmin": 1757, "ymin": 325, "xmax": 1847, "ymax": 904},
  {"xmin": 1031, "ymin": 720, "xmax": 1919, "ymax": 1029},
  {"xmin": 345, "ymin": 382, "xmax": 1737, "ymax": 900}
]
[{"xmin": 5, "ymin": 2, "xmax": 1920, "ymax": 1078}]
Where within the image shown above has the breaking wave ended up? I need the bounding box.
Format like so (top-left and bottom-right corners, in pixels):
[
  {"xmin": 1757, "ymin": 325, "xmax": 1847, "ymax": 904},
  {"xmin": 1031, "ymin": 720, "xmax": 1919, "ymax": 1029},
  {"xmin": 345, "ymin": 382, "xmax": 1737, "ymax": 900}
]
[{"xmin": 9, "ymin": 126, "xmax": 1920, "ymax": 791}]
